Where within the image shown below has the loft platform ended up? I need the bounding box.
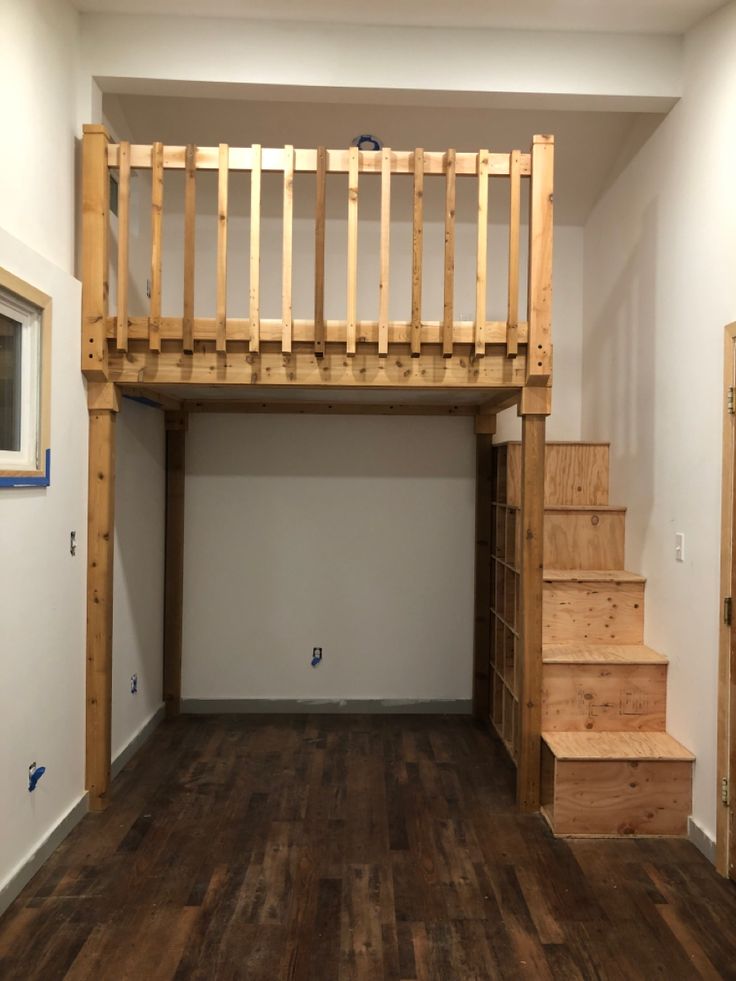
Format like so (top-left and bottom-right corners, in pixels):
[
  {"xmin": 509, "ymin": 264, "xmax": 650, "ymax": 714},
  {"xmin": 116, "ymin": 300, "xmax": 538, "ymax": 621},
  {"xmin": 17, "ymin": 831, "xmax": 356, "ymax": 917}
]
[{"xmin": 81, "ymin": 125, "xmax": 554, "ymax": 419}]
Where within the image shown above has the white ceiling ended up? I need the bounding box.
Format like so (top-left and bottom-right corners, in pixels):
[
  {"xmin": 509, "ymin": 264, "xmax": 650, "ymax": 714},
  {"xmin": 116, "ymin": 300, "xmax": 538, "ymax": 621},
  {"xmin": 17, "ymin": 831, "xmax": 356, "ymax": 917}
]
[{"xmin": 76, "ymin": 0, "xmax": 725, "ymax": 34}]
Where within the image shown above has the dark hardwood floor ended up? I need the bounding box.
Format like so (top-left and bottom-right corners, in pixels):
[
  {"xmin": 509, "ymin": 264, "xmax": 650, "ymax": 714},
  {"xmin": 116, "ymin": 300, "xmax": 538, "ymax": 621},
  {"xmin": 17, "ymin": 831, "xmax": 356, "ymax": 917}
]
[{"xmin": 1, "ymin": 715, "xmax": 735, "ymax": 980}]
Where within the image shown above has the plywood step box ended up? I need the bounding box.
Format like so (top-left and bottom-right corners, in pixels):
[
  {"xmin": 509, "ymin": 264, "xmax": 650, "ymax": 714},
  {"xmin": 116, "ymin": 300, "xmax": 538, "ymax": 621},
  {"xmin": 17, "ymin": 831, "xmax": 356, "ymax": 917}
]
[{"xmin": 490, "ymin": 441, "xmax": 694, "ymax": 837}]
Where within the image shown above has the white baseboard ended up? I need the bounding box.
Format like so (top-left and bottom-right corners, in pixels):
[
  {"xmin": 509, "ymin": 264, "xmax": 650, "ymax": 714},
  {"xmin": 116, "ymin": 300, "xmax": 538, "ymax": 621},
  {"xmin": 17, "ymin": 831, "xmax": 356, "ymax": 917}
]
[
  {"xmin": 688, "ymin": 816, "xmax": 716, "ymax": 864},
  {"xmin": 181, "ymin": 697, "xmax": 472, "ymax": 714},
  {"xmin": 111, "ymin": 704, "xmax": 166, "ymax": 780},
  {"xmin": 0, "ymin": 793, "xmax": 88, "ymax": 920}
]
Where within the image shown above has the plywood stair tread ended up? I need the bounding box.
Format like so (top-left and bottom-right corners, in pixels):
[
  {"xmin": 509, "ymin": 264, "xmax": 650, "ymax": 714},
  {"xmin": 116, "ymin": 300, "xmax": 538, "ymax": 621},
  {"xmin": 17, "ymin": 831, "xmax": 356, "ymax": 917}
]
[
  {"xmin": 543, "ymin": 643, "xmax": 668, "ymax": 665},
  {"xmin": 542, "ymin": 731, "xmax": 694, "ymax": 762},
  {"xmin": 543, "ymin": 569, "xmax": 646, "ymax": 584}
]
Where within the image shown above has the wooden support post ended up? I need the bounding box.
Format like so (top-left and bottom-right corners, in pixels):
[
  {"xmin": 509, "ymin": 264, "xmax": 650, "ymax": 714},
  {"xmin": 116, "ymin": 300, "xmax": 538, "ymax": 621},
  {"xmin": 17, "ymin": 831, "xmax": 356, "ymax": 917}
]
[
  {"xmin": 473, "ymin": 434, "xmax": 494, "ymax": 720},
  {"xmin": 282, "ymin": 144, "xmax": 295, "ymax": 355},
  {"xmin": 249, "ymin": 144, "xmax": 262, "ymax": 354},
  {"xmin": 526, "ymin": 135, "xmax": 554, "ymax": 385},
  {"xmin": 506, "ymin": 149, "xmax": 522, "ymax": 359},
  {"xmin": 183, "ymin": 145, "xmax": 197, "ymax": 355},
  {"xmin": 216, "ymin": 143, "xmax": 229, "ymax": 354},
  {"xmin": 378, "ymin": 147, "xmax": 391, "ymax": 358},
  {"xmin": 474, "ymin": 149, "xmax": 489, "ymax": 358},
  {"xmin": 346, "ymin": 146, "xmax": 359, "ymax": 357},
  {"xmin": 85, "ymin": 382, "xmax": 119, "ymax": 811},
  {"xmin": 149, "ymin": 141, "xmax": 164, "ymax": 354},
  {"xmin": 314, "ymin": 145, "xmax": 326, "ymax": 358},
  {"xmin": 115, "ymin": 141, "xmax": 131, "ymax": 353},
  {"xmin": 442, "ymin": 148, "xmax": 457, "ymax": 358},
  {"xmin": 517, "ymin": 412, "xmax": 546, "ymax": 811},
  {"xmin": 411, "ymin": 148, "xmax": 424, "ymax": 358},
  {"xmin": 163, "ymin": 411, "xmax": 187, "ymax": 718},
  {"xmin": 81, "ymin": 125, "xmax": 110, "ymax": 380}
]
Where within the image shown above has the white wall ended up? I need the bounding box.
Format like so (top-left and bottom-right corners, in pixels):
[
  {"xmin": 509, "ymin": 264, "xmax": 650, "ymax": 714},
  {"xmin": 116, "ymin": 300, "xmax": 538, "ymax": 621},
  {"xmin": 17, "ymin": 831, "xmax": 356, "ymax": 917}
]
[
  {"xmin": 111, "ymin": 399, "xmax": 166, "ymax": 760},
  {"xmin": 182, "ymin": 415, "xmax": 475, "ymax": 702},
  {"xmin": 582, "ymin": 1, "xmax": 736, "ymax": 842},
  {"xmin": 0, "ymin": 228, "xmax": 87, "ymax": 899}
]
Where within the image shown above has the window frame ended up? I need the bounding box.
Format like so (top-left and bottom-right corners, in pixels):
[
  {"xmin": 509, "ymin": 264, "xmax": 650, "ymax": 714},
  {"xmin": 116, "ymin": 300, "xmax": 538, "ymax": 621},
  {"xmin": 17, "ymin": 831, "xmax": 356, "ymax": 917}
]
[{"xmin": 0, "ymin": 268, "xmax": 51, "ymax": 488}]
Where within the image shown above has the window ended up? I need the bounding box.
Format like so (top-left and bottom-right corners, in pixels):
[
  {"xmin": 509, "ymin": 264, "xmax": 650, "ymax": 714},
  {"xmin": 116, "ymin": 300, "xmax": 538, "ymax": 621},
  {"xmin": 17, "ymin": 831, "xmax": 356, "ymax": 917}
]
[{"xmin": 0, "ymin": 269, "xmax": 51, "ymax": 487}]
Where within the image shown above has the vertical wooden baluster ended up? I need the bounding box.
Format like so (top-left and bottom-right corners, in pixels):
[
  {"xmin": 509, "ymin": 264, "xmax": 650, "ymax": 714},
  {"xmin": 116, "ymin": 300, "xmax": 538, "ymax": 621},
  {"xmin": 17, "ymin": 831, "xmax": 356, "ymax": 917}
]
[
  {"xmin": 216, "ymin": 143, "xmax": 228, "ymax": 354},
  {"xmin": 475, "ymin": 149, "xmax": 489, "ymax": 359},
  {"xmin": 346, "ymin": 145, "xmax": 359, "ymax": 357},
  {"xmin": 282, "ymin": 144, "xmax": 295, "ymax": 355},
  {"xmin": 314, "ymin": 145, "xmax": 326, "ymax": 357},
  {"xmin": 378, "ymin": 147, "xmax": 391, "ymax": 358},
  {"xmin": 527, "ymin": 135, "xmax": 554, "ymax": 383},
  {"xmin": 411, "ymin": 148, "xmax": 424, "ymax": 358},
  {"xmin": 81, "ymin": 124, "xmax": 110, "ymax": 380},
  {"xmin": 507, "ymin": 149, "xmax": 522, "ymax": 359},
  {"xmin": 116, "ymin": 141, "xmax": 130, "ymax": 353},
  {"xmin": 182, "ymin": 144, "xmax": 196, "ymax": 355},
  {"xmin": 442, "ymin": 148, "xmax": 456, "ymax": 358},
  {"xmin": 149, "ymin": 142, "xmax": 164, "ymax": 353},
  {"xmin": 249, "ymin": 143, "xmax": 262, "ymax": 354}
]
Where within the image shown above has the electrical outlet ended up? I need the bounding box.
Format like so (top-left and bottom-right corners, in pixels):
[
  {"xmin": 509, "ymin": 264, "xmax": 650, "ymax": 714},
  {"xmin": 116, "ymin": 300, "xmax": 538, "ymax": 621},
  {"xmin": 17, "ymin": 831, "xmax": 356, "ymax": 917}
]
[
  {"xmin": 69, "ymin": 531, "xmax": 77, "ymax": 556},
  {"xmin": 311, "ymin": 647, "xmax": 323, "ymax": 667},
  {"xmin": 130, "ymin": 674, "xmax": 138, "ymax": 694},
  {"xmin": 675, "ymin": 532, "xmax": 685, "ymax": 562}
]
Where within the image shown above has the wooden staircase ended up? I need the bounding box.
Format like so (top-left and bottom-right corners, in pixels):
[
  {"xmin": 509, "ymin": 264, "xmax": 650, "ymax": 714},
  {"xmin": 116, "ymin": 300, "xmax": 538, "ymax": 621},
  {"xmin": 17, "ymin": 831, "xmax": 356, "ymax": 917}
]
[{"xmin": 491, "ymin": 442, "xmax": 694, "ymax": 837}]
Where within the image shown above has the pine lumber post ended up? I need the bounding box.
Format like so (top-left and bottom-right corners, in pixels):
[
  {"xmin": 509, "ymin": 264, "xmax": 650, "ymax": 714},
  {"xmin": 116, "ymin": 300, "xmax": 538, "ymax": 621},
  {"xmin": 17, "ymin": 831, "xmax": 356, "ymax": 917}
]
[
  {"xmin": 85, "ymin": 382, "xmax": 119, "ymax": 811},
  {"xmin": 163, "ymin": 411, "xmax": 187, "ymax": 718},
  {"xmin": 517, "ymin": 411, "xmax": 546, "ymax": 811},
  {"xmin": 526, "ymin": 135, "xmax": 554, "ymax": 385},
  {"xmin": 411, "ymin": 148, "xmax": 424, "ymax": 358},
  {"xmin": 216, "ymin": 143, "xmax": 229, "ymax": 354},
  {"xmin": 313, "ymin": 145, "xmax": 326, "ymax": 357},
  {"xmin": 442, "ymin": 148, "xmax": 457, "ymax": 358},
  {"xmin": 506, "ymin": 149, "xmax": 522, "ymax": 358},
  {"xmin": 149, "ymin": 141, "xmax": 164, "ymax": 353},
  {"xmin": 282, "ymin": 144, "xmax": 295, "ymax": 355},
  {"xmin": 378, "ymin": 147, "xmax": 391, "ymax": 358},
  {"xmin": 474, "ymin": 149, "xmax": 489, "ymax": 358},
  {"xmin": 183, "ymin": 144, "xmax": 197, "ymax": 355},
  {"xmin": 249, "ymin": 144, "xmax": 262, "ymax": 353},
  {"xmin": 346, "ymin": 146, "xmax": 359, "ymax": 357},
  {"xmin": 81, "ymin": 125, "xmax": 111, "ymax": 380},
  {"xmin": 115, "ymin": 141, "xmax": 131, "ymax": 353},
  {"xmin": 473, "ymin": 434, "xmax": 494, "ymax": 719}
]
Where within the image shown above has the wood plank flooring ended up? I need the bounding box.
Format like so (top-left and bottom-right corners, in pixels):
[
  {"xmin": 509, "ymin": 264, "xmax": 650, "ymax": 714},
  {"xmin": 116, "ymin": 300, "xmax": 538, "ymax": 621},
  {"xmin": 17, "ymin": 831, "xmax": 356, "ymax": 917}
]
[{"xmin": 1, "ymin": 715, "xmax": 735, "ymax": 980}]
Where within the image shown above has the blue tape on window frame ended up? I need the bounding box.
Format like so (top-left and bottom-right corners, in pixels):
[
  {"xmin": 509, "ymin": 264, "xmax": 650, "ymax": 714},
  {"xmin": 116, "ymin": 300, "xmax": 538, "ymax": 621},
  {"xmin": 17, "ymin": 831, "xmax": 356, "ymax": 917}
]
[{"xmin": 0, "ymin": 448, "xmax": 51, "ymax": 488}]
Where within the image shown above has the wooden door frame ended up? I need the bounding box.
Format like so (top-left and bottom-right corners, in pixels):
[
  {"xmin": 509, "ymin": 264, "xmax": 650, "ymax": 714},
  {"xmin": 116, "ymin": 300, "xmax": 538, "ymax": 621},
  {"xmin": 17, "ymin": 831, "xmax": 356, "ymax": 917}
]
[{"xmin": 717, "ymin": 322, "xmax": 736, "ymax": 876}]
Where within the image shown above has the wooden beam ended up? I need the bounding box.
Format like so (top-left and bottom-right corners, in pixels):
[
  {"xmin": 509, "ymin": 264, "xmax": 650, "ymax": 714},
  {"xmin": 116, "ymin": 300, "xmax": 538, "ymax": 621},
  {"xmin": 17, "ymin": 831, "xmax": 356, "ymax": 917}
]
[
  {"xmin": 183, "ymin": 144, "xmax": 196, "ymax": 355},
  {"xmin": 507, "ymin": 149, "xmax": 522, "ymax": 358},
  {"xmin": 346, "ymin": 145, "xmax": 359, "ymax": 357},
  {"xmin": 108, "ymin": 144, "xmax": 532, "ymax": 178},
  {"xmin": 249, "ymin": 144, "xmax": 262, "ymax": 354},
  {"xmin": 85, "ymin": 392, "xmax": 118, "ymax": 811},
  {"xmin": 82, "ymin": 124, "xmax": 110, "ymax": 380},
  {"xmin": 474, "ymin": 410, "xmax": 497, "ymax": 436},
  {"xmin": 216, "ymin": 143, "xmax": 229, "ymax": 353},
  {"xmin": 442, "ymin": 148, "xmax": 457, "ymax": 358},
  {"xmin": 314, "ymin": 145, "xmax": 327, "ymax": 358},
  {"xmin": 411, "ymin": 148, "xmax": 424, "ymax": 358},
  {"xmin": 473, "ymin": 434, "xmax": 494, "ymax": 720},
  {"xmin": 526, "ymin": 135, "xmax": 554, "ymax": 384},
  {"xmin": 475, "ymin": 149, "xmax": 489, "ymax": 358},
  {"xmin": 283, "ymin": 144, "xmax": 295, "ymax": 355},
  {"xmin": 517, "ymin": 413, "xmax": 546, "ymax": 811},
  {"xmin": 182, "ymin": 400, "xmax": 476, "ymax": 416},
  {"xmin": 105, "ymin": 316, "xmax": 529, "ymax": 346},
  {"xmin": 149, "ymin": 141, "xmax": 164, "ymax": 354},
  {"xmin": 378, "ymin": 148, "xmax": 391, "ymax": 358},
  {"xmin": 163, "ymin": 412, "xmax": 187, "ymax": 719},
  {"xmin": 115, "ymin": 141, "xmax": 130, "ymax": 353}
]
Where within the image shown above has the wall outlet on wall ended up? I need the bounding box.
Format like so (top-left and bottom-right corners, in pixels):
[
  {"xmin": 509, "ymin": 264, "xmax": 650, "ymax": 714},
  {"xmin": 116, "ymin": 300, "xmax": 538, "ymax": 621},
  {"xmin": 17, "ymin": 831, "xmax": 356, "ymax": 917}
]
[
  {"xmin": 130, "ymin": 673, "xmax": 138, "ymax": 694},
  {"xmin": 675, "ymin": 532, "xmax": 685, "ymax": 562},
  {"xmin": 311, "ymin": 648, "xmax": 323, "ymax": 667}
]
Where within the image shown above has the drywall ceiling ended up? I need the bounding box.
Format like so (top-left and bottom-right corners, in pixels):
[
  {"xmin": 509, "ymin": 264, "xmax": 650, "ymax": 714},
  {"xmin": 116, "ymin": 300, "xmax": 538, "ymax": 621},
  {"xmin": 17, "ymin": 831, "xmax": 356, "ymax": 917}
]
[
  {"xmin": 76, "ymin": 0, "xmax": 725, "ymax": 33},
  {"xmin": 105, "ymin": 93, "xmax": 663, "ymax": 226}
]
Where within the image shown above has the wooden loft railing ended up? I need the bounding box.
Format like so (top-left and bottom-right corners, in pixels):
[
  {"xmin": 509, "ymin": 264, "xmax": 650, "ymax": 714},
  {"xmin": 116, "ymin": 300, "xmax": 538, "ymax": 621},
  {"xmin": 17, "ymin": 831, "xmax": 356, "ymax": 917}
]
[{"xmin": 81, "ymin": 125, "xmax": 553, "ymax": 395}]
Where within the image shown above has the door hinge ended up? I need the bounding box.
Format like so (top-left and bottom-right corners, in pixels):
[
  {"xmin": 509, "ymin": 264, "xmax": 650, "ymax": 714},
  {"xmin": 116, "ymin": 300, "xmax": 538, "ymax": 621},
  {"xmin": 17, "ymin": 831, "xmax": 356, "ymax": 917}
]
[
  {"xmin": 722, "ymin": 777, "xmax": 730, "ymax": 806},
  {"xmin": 729, "ymin": 387, "xmax": 736, "ymax": 414},
  {"xmin": 724, "ymin": 596, "xmax": 733, "ymax": 626}
]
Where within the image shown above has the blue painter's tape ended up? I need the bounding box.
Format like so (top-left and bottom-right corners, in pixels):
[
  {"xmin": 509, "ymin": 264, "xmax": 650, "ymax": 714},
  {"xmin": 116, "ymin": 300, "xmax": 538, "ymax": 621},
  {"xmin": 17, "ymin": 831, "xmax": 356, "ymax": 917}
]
[
  {"xmin": 123, "ymin": 394, "xmax": 162, "ymax": 409},
  {"xmin": 0, "ymin": 448, "xmax": 51, "ymax": 488}
]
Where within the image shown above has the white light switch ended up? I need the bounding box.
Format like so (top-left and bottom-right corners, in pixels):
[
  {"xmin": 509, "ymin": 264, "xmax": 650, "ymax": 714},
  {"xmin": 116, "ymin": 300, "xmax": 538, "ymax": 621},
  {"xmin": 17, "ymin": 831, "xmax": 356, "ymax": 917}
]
[{"xmin": 675, "ymin": 532, "xmax": 685, "ymax": 562}]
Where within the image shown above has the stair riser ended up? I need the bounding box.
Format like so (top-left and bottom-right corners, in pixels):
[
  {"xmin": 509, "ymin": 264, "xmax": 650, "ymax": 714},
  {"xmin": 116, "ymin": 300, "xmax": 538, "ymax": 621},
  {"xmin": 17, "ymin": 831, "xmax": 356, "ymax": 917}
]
[
  {"xmin": 543, "ymin": 581, "xmax": 645, "ymax": 644},
  {"xmin": 542, "ymin": 663, "xmax": 666, "ymax": 732},
  {"xmin": 506, "ymin": 443, "xmax": 610, "ymax": 507},
  {"xmin": 541, "ymin": 748, "xmax": 692, "ymax": 837},
  {"xmin": 544, "ymin": 511, "xmax": 625, "ymax": 570}
]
